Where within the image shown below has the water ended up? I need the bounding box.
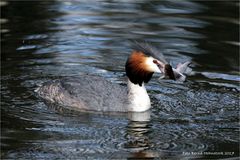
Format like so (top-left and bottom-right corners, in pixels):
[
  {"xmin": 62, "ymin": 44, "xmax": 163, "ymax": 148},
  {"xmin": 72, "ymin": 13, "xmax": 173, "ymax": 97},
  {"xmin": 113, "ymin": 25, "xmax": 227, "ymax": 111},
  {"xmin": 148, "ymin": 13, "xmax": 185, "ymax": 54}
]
[{"xmin": 1, "ymin": 1, "xmax": 239, "ymax": 159}]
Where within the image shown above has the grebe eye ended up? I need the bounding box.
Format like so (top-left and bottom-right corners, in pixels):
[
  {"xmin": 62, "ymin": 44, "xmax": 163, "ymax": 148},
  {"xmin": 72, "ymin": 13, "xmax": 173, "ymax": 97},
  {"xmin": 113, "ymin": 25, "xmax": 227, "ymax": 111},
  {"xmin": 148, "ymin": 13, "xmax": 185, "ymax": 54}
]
[{"xmin": 153, "ymin": 59, "xmax": 158, "ymax": 64}]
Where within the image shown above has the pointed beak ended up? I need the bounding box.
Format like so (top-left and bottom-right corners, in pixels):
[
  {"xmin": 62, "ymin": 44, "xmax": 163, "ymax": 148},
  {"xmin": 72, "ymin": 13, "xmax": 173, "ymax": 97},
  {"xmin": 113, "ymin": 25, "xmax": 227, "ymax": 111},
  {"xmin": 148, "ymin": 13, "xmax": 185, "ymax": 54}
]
[
  {"xmin": 153, "ymin": 60, "xmax": 176, "ymax": 80},
  {"xmin": 153, "ymin": 59, "xmax": 165, "ymax": 73},
  {"xmin": 158, "ymin": 61, "xmax": 192, "ymax": 82},
  {"xmin": 154, "ymin": 60, "xmax": 176, "ymax": 80}
]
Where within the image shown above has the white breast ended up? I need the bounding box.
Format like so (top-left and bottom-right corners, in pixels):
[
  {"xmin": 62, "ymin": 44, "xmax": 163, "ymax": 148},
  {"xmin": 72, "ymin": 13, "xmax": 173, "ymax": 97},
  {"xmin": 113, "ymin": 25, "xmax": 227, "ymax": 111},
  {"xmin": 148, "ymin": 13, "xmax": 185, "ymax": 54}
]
[{"xmin": 127, "ymin": 80, "xmax": 151, "ymax": 112}]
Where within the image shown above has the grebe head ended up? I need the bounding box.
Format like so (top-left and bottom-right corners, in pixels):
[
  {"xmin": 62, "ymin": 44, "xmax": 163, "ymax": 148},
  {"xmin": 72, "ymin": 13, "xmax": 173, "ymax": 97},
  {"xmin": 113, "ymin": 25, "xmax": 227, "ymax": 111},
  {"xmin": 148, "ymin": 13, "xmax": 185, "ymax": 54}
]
[{"xmin": 125, "ymin": 42, "xmax": 175, "ymax": 86}]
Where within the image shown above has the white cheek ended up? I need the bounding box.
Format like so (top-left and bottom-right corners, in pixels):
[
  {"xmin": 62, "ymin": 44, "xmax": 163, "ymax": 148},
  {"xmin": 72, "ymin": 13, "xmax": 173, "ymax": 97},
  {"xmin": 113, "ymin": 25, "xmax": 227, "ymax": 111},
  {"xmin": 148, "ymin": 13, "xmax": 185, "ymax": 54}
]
[{"xmin": 145, "ymin": 57, "xmax": 162, "ymax": 73}]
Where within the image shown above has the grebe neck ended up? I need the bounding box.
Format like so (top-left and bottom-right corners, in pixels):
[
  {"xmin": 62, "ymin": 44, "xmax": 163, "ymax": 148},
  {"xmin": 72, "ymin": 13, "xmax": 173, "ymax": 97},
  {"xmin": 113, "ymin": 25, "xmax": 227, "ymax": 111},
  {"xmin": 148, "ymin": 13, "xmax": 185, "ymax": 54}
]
[{"xmin": 127, "ymin": 79, "xmax": 151, "ymax": 112}]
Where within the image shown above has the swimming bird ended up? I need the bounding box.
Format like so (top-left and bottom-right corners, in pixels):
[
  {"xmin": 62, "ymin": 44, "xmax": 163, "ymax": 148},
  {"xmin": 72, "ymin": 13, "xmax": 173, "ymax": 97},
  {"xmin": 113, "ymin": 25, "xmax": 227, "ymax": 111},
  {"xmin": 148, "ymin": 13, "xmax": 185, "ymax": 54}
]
[{"xmin": 36, "ymin": 42, "xmax": 188, "ymax": 112}]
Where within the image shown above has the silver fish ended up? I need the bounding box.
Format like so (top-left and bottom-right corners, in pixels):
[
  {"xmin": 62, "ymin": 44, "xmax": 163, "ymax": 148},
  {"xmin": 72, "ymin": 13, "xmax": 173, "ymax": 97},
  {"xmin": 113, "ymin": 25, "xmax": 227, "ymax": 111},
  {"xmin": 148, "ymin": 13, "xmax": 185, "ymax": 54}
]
[{"xmin": 160, "ymin": 61, "xmax": 192, "ymax": 82}]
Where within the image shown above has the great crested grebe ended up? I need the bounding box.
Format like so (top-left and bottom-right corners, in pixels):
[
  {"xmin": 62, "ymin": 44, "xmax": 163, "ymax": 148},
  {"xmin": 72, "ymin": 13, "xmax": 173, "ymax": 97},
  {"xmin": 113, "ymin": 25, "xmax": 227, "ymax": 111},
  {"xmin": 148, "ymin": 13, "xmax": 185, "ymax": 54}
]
[{"xmin": 37, "ymin": 42, "xmax": 190, "ymax": 112}]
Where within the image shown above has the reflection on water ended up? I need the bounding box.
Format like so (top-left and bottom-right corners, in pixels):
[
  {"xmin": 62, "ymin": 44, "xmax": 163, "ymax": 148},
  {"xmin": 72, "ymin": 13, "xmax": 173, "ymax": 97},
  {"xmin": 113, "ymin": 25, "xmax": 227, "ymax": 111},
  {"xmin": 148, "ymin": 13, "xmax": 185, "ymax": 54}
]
[{"xmin": 1, "ymin": 0, "xmax": 239, "ymax": 159}]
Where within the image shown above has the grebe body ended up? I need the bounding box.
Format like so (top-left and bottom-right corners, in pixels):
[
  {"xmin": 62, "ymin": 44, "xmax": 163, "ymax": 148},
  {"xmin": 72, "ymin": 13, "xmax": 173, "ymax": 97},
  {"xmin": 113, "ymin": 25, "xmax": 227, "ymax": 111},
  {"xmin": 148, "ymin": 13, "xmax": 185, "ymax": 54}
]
[{"xmin": 37, "ymin": 42, "xmax": 188, "ymax": 112}]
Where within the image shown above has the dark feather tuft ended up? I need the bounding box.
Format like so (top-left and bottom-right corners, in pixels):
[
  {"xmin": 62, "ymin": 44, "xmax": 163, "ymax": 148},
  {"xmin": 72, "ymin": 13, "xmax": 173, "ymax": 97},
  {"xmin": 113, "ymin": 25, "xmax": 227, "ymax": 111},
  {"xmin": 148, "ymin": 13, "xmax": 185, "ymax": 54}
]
[{"xmin": 131, "ymin": 41, "xmax": 167, "ymax": 64}]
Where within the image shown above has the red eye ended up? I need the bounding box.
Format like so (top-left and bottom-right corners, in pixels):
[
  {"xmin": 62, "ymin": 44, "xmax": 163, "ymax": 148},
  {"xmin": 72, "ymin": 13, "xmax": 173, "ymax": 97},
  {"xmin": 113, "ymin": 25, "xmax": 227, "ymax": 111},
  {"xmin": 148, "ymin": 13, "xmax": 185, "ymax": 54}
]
[{"xmin": 153, "ymin": 60, "xmax": 158, "ymax": 64}]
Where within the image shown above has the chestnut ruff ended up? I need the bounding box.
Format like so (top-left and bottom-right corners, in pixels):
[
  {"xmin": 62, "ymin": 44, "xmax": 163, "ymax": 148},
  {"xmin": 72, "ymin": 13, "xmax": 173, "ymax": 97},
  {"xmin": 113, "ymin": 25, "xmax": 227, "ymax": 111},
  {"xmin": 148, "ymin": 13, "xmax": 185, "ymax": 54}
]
[{"xmin": 125, "ymin": 51, "xmax": 154, "ymax": 86}]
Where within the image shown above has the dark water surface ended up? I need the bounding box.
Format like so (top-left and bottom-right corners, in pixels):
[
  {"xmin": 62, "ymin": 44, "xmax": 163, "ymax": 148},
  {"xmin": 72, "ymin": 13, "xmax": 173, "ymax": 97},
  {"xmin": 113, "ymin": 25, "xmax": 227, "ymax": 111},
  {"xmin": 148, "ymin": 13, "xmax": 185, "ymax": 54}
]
[{"xmin": 1, "ymin": 1, "xmax": 239, "ymax": 159}]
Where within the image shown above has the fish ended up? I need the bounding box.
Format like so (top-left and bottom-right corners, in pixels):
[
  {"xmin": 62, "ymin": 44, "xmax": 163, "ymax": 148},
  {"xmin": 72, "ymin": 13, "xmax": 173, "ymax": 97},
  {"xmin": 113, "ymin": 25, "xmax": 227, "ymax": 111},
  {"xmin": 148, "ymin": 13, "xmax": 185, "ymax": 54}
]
[{"xmin": 160, "ymin": 61, "xmax": 193, "ymax": 82}]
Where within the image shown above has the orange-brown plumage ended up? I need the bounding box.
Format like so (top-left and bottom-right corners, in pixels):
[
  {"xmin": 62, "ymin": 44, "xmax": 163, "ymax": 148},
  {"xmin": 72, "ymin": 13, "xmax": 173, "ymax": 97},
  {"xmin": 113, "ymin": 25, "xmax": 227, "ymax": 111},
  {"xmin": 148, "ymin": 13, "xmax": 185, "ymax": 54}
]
[
  {"xmin": 128, "ymin": 51, "xmax": 149, "ymax": 71},
  {"xmin": 125, "ymin": 51, "xmax": 153, "ymax": 86}
]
